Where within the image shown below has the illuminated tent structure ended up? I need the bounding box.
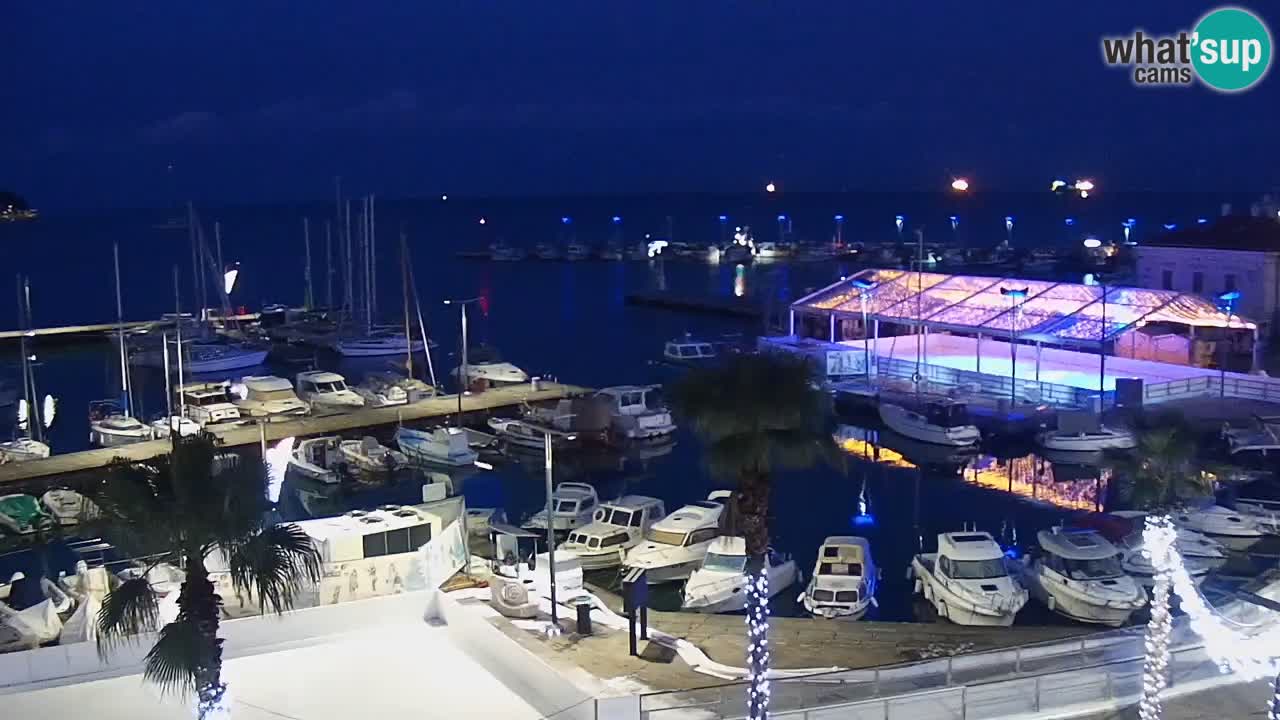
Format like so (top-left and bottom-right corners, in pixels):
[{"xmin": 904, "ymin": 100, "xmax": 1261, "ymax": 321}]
[{"xmin": 791, "ymin": 269, "xmax": 1255, "ymax": 356}]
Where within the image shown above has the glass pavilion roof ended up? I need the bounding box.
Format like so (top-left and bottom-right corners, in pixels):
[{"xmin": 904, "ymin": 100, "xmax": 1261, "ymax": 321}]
[{"xmin": 795, "ymin": 268, "xmax": 1254, "ymax": 345}]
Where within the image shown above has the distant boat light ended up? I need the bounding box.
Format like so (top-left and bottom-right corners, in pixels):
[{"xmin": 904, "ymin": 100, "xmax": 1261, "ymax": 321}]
[{"xmin": 1082, "ymin": 237, "xmax": 1102, "ymax": 249}]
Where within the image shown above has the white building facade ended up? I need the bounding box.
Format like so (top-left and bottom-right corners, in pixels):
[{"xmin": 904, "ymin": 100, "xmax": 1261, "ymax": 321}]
[{"xmin": 1135, "ymin": 245, "xmax": 1280, "ymax": 337}]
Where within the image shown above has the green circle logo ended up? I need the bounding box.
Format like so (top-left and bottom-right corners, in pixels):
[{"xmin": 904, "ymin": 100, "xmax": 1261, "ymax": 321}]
[{"xmin": 1192, "ymin": 7, "xmax": 1272, "ymax": 92}]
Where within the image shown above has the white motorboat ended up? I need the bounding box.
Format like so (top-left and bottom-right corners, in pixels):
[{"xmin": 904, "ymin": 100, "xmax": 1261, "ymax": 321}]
[
  {"xmin": 331, "ymin": 331, "xmax": 427, "ymax": 358},
  {"xmin": 911, "ymin": 531, "xmax": 1028, "ymax": 626},
  {"xmin": 561, "ymin": 496, "xmax": 667, "ymax": 570},
  {"xmin": 0, "ymin": 438, "xmax": 50, "ymax": 463},
  {"xmin": 40, "ymin": 489, "xmax": 95, "ymax": 526},
  {"xmin": 1103, "ymin": 511, "xmax": 1228, "ymax": 562},
  {"xmin": 1035, "ymin": 426, "xmax": 1136, "ymax": 452},
  {"xmin": 454, "ymin": 346, "xmax": 529, "ymax": 388},
  {"xmin": 132, "ymin": 337, "xmax": 269, "ymax": 374},
  {"xmin": 682, "ymin": 538, "xmax": 798, "ymax": 613},
  {"xmin": 295, "ymin": 371, "xmax": 365, "ymax": 412},
  {"xmin": 1171, "ymin": 504, "xmax": 1266, "ymax": 539},
  {"xmin": 1114, "ymin": 533, "xmax": 1213, "ymax": 589},
  {"xmin": 395, "ymin": 426, "xmax": 479, "ymax": 467},
  {"xmin": 594, "ymin": 385, "xmax": 677, "ymax": 442},
  {"xmin": 663, "ymin": 337, "xmax": 720, "ymax": 365},
  {"xmin": 178, "ymin": 381, "xmax": 243, "ymax": 428},
  {"xmin": 289, "ymin": 436, "xmax": 344, "ymax": 484},
  {"xmin": 622, "ymin": 491, "xmax": 733, "ymax": 584},
  {"xmin": 799, "ymin": 536, "xmax": 878, "ymax": 621},
  {"xmin": 879, "ymin": 401, "xmax": 981, "ymax": 447},
  {"xmin": 1014, "ymin": 529, "xmax": 1147, "ymax": 626},
  {"xmin": 487, "ymin": 417, "xmax": 577, "ymax": 451},
  {"xmin": 753, "ymin": 241, "xmax": 794, "ymax": 260},
  {"xmin": 0, "ymin": 575, "xmax": 67, "ymax": 652},
  {"xmin": 339, "ymin": 437, "xmax": 408, "ymax": 473},
  {"xmin": 232, "ymin": 375, "xmax": 310, "ymax": 419},
  {"xmin": 354, "ymin": 372, "xmax": 411, "ymax": 407},
  {"xmin": 1221, "ymin": 415, "xmax": 1280, "ymax": 456},
  {"xmin": 88, "ymin": 401, "xmax": 153, "ymax": 447},
  {"xmin": 522, "ymin": 482, "xmax": 600, "ymax": 532},
  {"xmin": 150, "ymin": 415, "xmax": 202, "ymax": 439}
]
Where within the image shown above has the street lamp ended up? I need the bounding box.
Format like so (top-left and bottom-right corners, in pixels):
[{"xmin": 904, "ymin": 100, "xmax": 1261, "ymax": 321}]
[
  {"xmin": 523, "ymin": 420, "xmax": 577, "ymax": 629},
  {"xmin": 950, "ymin": 177, "xmax": 970, "ymax": 192},
  {"xmin": 776, "ymin": 214, "xmax": 789, "ymax": 242},
  {"xmin": 1000, "ymin": 287, "xmax": 1029, "ymax": 404},
  {"xmin": 442, "ymin": 297, "xmax": 481, "ymax": 419},
  {"xmin": 834, "ymin": 214, "xmax": 845, "ymax": 246},
  {"xmin": 895, "ymin": 215, "xmax": 905, "ymax": 241},
  {"xmin": 765, "ymin": 182, "xmax": 777, "ymax": 193},
  {"xmin": 1123, "ymin": 218, "xmax": 1136, "ymax": 243},
  {"xmin": 851, "ymin": 278, "xmax": 876, "ymax": 377},
  {"xmin": 1004, "ymin": 216, "xmax": 1014, "ymax": 245},
  {"xmin": 1219, "ymin": 290, "xmax": 1241, "ymax": 400}
]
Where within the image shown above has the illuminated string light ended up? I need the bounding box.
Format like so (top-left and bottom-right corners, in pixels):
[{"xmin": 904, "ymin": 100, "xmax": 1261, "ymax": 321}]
[{"xmin": 745, "ymin": 566, "xmax": 772, "ymax": 720}]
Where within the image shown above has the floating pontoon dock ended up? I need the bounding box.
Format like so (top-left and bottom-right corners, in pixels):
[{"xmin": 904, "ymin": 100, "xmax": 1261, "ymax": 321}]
[{"xmin": 0, "ymin": 382, "xmax": 589, "ymax": 485}]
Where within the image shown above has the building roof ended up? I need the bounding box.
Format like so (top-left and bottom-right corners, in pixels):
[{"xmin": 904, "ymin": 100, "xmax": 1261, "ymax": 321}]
[
  {"xmin": 794, "ymin": 268, "xmax": 1254, "ymax": 345},
  {"xmin": 1143, "ymin": 216, "xmax": 1280, "ymax": 252}
]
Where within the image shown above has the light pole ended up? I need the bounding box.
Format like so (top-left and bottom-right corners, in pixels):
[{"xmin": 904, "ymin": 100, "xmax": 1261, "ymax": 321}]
[
  {"xmin": 895, "ymin": 215, "xmax": 905, "ymax": 243},
  {"xmin": 1083, "ymin": 244, "xmax": 1107, "ymax": 409},
  {"xmin": 851, "ymin": 278, "xmax": 875, "ymax": 377},
  {"xmin": 442, "ymin": 297, "xmax": 480, "ymax": 421},
  {"xmin": 1219, "ymin": 290, "xmax": 1241, "ymax": 400},
  {"xmin": 525, "ymin": 421, "xmax": 577, "ymax": 629},
  {"xmin": 1000, "ymin": 287, "xmax": 1028, "ymax": 404},
  {"xmin": 1004, "ymin": 216, "xmax": 1014, "ymax": 246},
  {"xmin": 834, "ymin": 214, "xmax": 845, "ymax": 247}
]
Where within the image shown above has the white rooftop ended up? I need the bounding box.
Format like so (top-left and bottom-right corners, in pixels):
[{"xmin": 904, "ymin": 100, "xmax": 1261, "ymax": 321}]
[
  {"xmin": 297, "ymin": 504, "xmax": 442, "ymax": 545},
  {"xmin": 552, "ymin": 482, "xmax": 597, "ymax": 502}
]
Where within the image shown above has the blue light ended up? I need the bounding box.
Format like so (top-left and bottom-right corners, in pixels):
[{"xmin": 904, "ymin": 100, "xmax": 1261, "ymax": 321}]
[
  {"xmin": 1065, "ymin": 217, "xmax": 1075, "ymax": 226},
  {"xmin": 1004, "ymin": 215, "xmax": 1014, "ymax": 223},
  {"xmin": 777, "ymin": 214, "xmax": 787, "ymax": 222},
  {"xmin": 948, "ymin": 215, "xmax": 958, "ymax": 222},
  {"xmin": 1197, "ymin": 218, "xmax": 1208, "ymax": 224},
  {"xmin": 718, "ymin": 214, "xmax": 728, "ymax": 222},
  {"xmin": 1126, "ymin": 217, "xmax": 1137, "ymax": 225},
  {"xmin": 834, "ymin": 214, "xmax": 844, "ymax": 222},
  {"xmin": 1163, "ymin": 223, "xmax": 1177, "ymax": 230},
  {"xmin": 895, "ymin": 214, "xmax": 904, "ymax": 222},
  {"xmin": 851, "ymin": 513, "xmax": 876, "ymax": 528},
  {"xmin": 1220, "ymin": 290, "xmax": 1242, "ymax": 302},
  {"xmin": 612, "ymin": 215, "xmax": 622, "ymax": 224},
  {"xmin": 561, "ymin": 216, "xmax": 572, "ymax": 225}
]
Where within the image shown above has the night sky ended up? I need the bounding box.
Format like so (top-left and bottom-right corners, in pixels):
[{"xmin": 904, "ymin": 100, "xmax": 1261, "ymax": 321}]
[{"xmin": 6, "ymin": 2, "xmax": 1278, "ymax": 209}]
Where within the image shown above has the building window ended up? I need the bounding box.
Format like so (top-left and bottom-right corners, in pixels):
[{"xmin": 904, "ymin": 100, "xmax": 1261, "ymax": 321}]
[
  {"xmin": 1192, "ymin": 272, "xmax": 1204, "ymax": 293},
  {"xmin": 1162, "ymin": 270, "xmax": 1173, "ymax": 290},
  {"xmin": 1225, "ymin": 274, "xmax": 1237, "ymax": 293}
]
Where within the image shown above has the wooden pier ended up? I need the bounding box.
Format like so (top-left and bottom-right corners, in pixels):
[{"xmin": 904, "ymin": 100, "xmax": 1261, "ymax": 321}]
[
  {"xmin": 0, "ymin": 382, "xmax": 590, "ymax": 486},
  {"xmin": 0, "ymin": 312, "xmax": 267, "ymax": 346}
]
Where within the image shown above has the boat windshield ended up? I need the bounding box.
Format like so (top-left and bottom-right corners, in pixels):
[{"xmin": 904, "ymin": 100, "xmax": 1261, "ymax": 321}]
[
  {"xmin": 252, "ymin": 389, "xmax": 298, "ymax": 402},
  {"xmin": 1063, "ymin": 555, "xmax": 1123, "ymax": 580},
  {"xmin": 315, "ymin": 381, "xmax": 347, "ymax": 392},
  {"xmin": 702, "ymin": 552, "xmax": 747, "ymax": 573},
  {"xmin": 189, "ymin": 393, "xmax": 231, "ymax": 406},
  {"xmin": 601, "ymin": 508, "xmax": 633, "ymax": 526},
  {"xmin": 645, "ymin": 528, "xmax": 688, "ymax": 546},
  {"xmin": 949, "ymin": 558, "xmax": 1007, "ymax": 580},
  {"xmin": 925, "ymin": 403, "xmax": 968, "ymax": 428},
  {"xmin": 555, "ymin": 500, "xmax": 579, "ymax": 513}
]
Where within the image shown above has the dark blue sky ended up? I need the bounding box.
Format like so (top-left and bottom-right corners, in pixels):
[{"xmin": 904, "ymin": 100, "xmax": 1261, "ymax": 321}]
[{"xmin": 6, "ymin": 2, "xmax": 1277, "ymax": 209}]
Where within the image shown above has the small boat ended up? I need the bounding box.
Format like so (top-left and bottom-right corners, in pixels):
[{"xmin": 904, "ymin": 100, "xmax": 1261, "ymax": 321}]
[
  {"xmin": 454, "ymin": 346, "xmax": 529, "ymax": 388},
  {"xmin": 910, "ymin": 531, "xmax": 1028, "ymax": 626},
  {"xmin": 489, "ymin": 241, "xmax": 526, "ymax": 262},
  {"xmin": 682, "ymin": 538, "xmax": 798, "ymax": 613},
  {"xmin": 1088, "ymin": 511, "xmax": 1228, "ymax": 562},
  {"xmin": 0, "ymin": 438, "xmax": 50, "ymax": 464},
  {"xmin": 88, "ymin": 401, "xmax": 153, "ymax": 447},
  {"xmin": 565, "ymin": 241, "xmax": 592, "ymax": 261},
  {"xmin": 0, "ymin": 573, "xmax": 69, "ymax": 651},
  {"xmin": 1221, "ymin": 415, "xmax": 1280, "ymax": 456},
  {"xmin": 561, "ymin": 496, "xmax": 667, "ymax": 570},
  {"xmin": 339, "ymin": 436, "xmax": 408, "ymax": 473},
  {"xmin": 1113, "ymin": 533, "xmax": 1213, "ymax": 589},
  {"xmin": 1036, "ymin": 426, "xmax": 1136, "ymax": 452},
  {"xmin": 354, "ymin": 372, "xmax": 410, "ymax": 407},
  {"xmin": 533, "ymin": 243, "xmax": 562, "ymax": 261},
  {"xmin": 288, "ymin": 436, "xmax": 344, "ymax": 484},
  {"xmin": 594, "ymin": 385, "xmax": 677, "ymax": 442},
  {"xmin": 488, "ymin": 417, "xmax": 576, "ymax": 450},
  {"xmin": 523, "ymin": 482, "xmax": 600, "ymax": 532},
  {"xmin": 622, "ymin": 491, "xmax": 733, "ymax": 584},
  {"xmin": 295, "ymin": 371, "xmax": 365, "ymax": 412},
  {"xmin": 232, "ymin": 375, "xmax": 310, "ymax": 419},
  {"xmin": 150, "ymin": 415, "xmax": 202, "ymax": 439},
  {"xmin": 330, "ymin": 331, "xmax": 426, "ymax": 358},
  {"xmin": 753, "ymin": 241, "xmax": 794, "ymax": 260},
  {"xmin": 662, "ymin": 336, "xmax": 720, "ymax": 365},
  {"xmin": 799, "ymin": 536, "xmax": 878, "ymax": 621},
  {"xmin": 1171, "ymin": 504, "xmax": 1266, "ymax": 539},
  {"xmin": 131, "ymin": 338, "xmax": 269, "ymax": 374},
  {"xmin": 1013, "ymin": 528, "xmax": 1147, "ymax": 627},
  {"xmin": 879, "ymin": 401, "xmax": 981, "ymax": 447},
  {"xmin": 40, "ymin": 489, "xmax": 94, "ymax": 526},
  {"xmin": 395, "ymin": 426, "xmax": 479, "ymax": 467},
  {"xmin": 177, "ymin": 381, "xmax": 243, "ymax": 428},
  {"xmin": 0, "ymin": 494, "xmax": 53, "ymax": 534}
]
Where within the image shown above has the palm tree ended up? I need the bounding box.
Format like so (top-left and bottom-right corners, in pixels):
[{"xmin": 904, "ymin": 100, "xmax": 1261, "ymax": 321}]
[
  {"xmin": 669, "ymin": 352, "xmax": 839, "ymax": 720},
  {"xmin": 1105, "ymin": 416, "xmax": 1215, "ymax": 510},
  {"xmin": 84, "ymin": 434, "xmax": 319, "ymax": 719}
]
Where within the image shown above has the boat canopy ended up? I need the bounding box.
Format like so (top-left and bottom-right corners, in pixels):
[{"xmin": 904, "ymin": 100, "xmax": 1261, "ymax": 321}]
[
  {"xmin": 1037, "ymin": 528, "xmax": 1120, "ymax": 560},
  {"xmin": 793, "ymin": 268, "xmax": 1255, "ymax": 347},
  {"xmin": 816, "ymin": 536, "xmax": 871, "ymax": 576}
]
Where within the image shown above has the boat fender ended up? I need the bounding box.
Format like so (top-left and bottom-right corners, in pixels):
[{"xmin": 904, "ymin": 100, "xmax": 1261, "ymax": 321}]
[
  {"xmin": 1047, "ymin": 595, "xmax": 1056, "ymax": 611},
  {"xmin": 914, "ymin": 578, "xmax": 923, "ymax": 595},
  {"xmin": 870, "ymin": 596, "xmax": 879, "ymax": 608}
]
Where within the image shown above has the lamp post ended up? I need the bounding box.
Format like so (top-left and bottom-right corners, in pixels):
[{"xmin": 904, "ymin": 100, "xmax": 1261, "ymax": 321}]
[
  {"xmin": 834, "ymin": 214, "xmax": 845, "ymax": 246},
  {"xmin": 895, "ymin": 215, "xmax": 905, "ymax": 243},
  {"xmin": 1219, "ymin": 290, "xmax": 1241, "ymax": 400},
  {"xmin": 1004, "ymin": 216, "xmax": 1014, "ymax": 246},
  {"xmin": 524, "ymin": 421, "xmax": 577, "ymax": 629},
  {"xmin": 1000, "ymin": 287, "xmax": 1029, "ymax": 404},
  {"xmin": 1084, "ymin": 245, "xmax": 1108, "ymax": 409},
  {"xmin": 442, "ymin": 297, "xmax": 480, "ymax": 420},
  {"xmin": 851, "ymin": 278, "xmax": 875, "ymax": 377}
]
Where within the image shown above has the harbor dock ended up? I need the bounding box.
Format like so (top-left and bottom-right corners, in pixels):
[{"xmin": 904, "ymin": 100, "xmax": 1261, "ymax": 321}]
[
  {"xmin": 0, "ymin": 381, "xmax": 589, "ymax": 486},
  {"xmin": 0, "ymin": 312, "xmax": 267, "ymax": 346}
]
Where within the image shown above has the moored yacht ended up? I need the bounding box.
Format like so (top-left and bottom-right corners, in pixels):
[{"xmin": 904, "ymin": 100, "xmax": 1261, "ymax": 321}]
[
  {"xmin": 560, "ymin": 496, "xmax": 667, "ymax": 570},
  {"xmin": 353, "ymin": 372, "xmax": 409, "ymax": 407},
  {"xmin": 522, "ymin": 482, "xmax": 599, "ymax": 532},
  {"xmin": 0, "ymin": 438, "xmax": 50, "ymax": 464},
  {"xmin": 911, "ymin": 531, "xmax": 1027, "ymax": 626},
  {"xmin": 489, "ymin": 241, "xmax": 526, "ymax": 261},
  {"xmin": 454, "ymin": 346, "xmax": 529, "ymax": 388},
  {"xmin": 0, "ymin": 494, "xmax": 53, "ymax": 534},
  {"xmin": 1013, "ymin": 528, "xmax": 1147, "ymax": 626},
  {"xmin": 1036, "ymin": 426, "xmax": 1136, "ymax": 452},
  {"xmin": 178, "ymin": 381, "xmax": 243, "ymax": 428},
  {"xmin": 88, "ymin": 401, "xmax": 153, "ymax": 447},
  {"xmin": 1171, "ymin": 503, "xmax": 1266, "ymax": 543},
  {"xmin": 799, "ymin": 536, "xmax": 878, "ymax": 620},
  {"xmin": 681, "ymin": 537, "xmax": 798, "ymax": 613},
  {"xmin": 565, "ymin": 240, "xmax": 592, "ymax": 261},
  {"xmin": 232, "ymin": 375, "xmax": 310, "ymax": 419},
  {"xmin": 487, "ymin": 417, "xmax": 578, "ymax": 451},
  {"xmin": 330, "ymin": 331, "xmax": 427, "ymax": 358},
  {"xmin": 289, "ymin": 436, "xmax": 344, "ymax": 484},
  {"xmin": 662, "ymin": 336, "xmax": 719, "ymax": 365},
  {"xmin": 339, "ymin": 436, "xmax": 407, "ymax": 473},
  {"xmin": 594, "ymin": 385, "xmax": 677, "ymax": 442},
  {"xmin": 295, "ymin": 371, "xmax": 365, "ymax": 412},
  {"xmin": 879, "ymin": 400, "xmax": 980, "ymax": 447},
  {"xmin": 622, "ymin": 491, "xmax": 732, "ymax": 584},
  {"xmin": 395, "ymin": 426, "xmax": 479, "ymax": 467}
]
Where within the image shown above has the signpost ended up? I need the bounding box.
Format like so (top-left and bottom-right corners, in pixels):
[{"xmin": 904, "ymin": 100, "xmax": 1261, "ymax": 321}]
[{"xmin": 621, "ymin": 567, "xmax": 649, "ymax": 657}]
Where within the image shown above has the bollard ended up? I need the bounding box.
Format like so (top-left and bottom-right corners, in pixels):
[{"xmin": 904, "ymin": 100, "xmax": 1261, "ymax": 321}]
[{"xmin": 575, "ymin": 600, "xmax": 592, "ymax": 635}]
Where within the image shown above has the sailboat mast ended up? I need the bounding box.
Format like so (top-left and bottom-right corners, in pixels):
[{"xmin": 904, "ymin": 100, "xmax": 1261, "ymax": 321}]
[
  {"xmin": 187, "ymin": 202, "xmax": 200, "ymax": 319},
  {"xmin": 400, "ymin": 229, "xmax": 413, "ymax": 377},
  {"xmin": 15, "ymin": 276, "xmax": 33, "ymax": 442},
  {"xmin": 173, "ymin": 266, "xmax": 185, "ymax": 419},
  {"xmin": 162, "ymin": 332, "xmax": 172, "ymax": 419},
  {"xmin": 362, "ymin": 196, "xmax": 371, "ymax": 328},
  {"xmin": 370, "ymin": 194, "xmax": 377, "ymax": 320},
  {"xmin": 915, "ymin": 228, "xmax": 924, "ymax": 397},
  {"xmin": 345, "ymin": 199, "xmax": 353, "ymax": 319},
  {"xmin": 303, "ymin": 217, "xmax": 313, "ymax": 310},
  {"xmin": 324, "ymin": 219, "xmax": 333, "ymax": 309},
  {"xmin": 113, "ymin": 242, "xmax": 133, "ymax": 415},
  {"xmin": 403, "ymin": 240, "xmax": 437, "ymax": 388},
  {"xmin": 214, "ymin": 221, "xmax": 225, "ymax": 284}
]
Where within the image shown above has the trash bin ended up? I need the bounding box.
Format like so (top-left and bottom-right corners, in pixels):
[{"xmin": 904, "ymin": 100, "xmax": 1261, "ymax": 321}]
[{"xmin": 575, "ymin": 600, "xmax": 593, "ymax": 635}]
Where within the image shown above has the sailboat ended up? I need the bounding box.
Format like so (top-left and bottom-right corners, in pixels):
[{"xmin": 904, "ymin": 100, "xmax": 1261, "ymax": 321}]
[
  {"xmin": 90, "ymin": 244, "xmax": 153, "ymax": 448},
  {"xmin": 1, "ymin": 276, "xmax": 52, "ymax": 463}
]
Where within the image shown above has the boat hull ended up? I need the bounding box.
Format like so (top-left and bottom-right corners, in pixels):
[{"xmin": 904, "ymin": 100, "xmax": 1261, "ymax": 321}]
[
  {"xmin": 332, "ymin": 340, "xmax": 426, "ymax": 357},
  {"xmin": 1036, "ymin": 432, "xmax": 1136, "ymax": 452},
  {"xmin": 90, "ymin": 427, "xmax": 153, "ymax": 447},
  {"xmin": 625, "ymin": 559, "xmax": 701, "ymax": 584},
  {"xmin": 802, "ymin": 598, "xmax": 871, "ymax": 621},
  {"xmin": 879, "ymin": 404, "xmax": 980, "ymax": 447}
]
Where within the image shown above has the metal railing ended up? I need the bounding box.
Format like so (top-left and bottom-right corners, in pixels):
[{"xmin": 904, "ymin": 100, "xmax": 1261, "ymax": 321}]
[{"xmin": 1144, "ymin": 373, "xmax": 1280, "ymax": 405}]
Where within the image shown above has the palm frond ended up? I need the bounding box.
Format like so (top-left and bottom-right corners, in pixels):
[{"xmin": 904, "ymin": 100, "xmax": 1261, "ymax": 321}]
[
  {"xmin": 96, "ymin": 576, "xmax": 160, "ymax": 657},
  {"xmin": 224, "ymin": 523, "xmax": 321, "ymax": 614},
  {"xmin": 142, "ymin": 618, "xmax": 210, "ymax": 697}
]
